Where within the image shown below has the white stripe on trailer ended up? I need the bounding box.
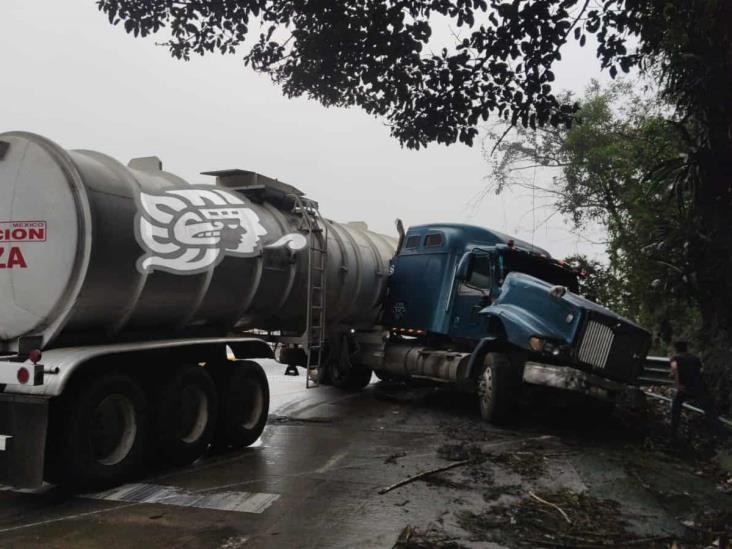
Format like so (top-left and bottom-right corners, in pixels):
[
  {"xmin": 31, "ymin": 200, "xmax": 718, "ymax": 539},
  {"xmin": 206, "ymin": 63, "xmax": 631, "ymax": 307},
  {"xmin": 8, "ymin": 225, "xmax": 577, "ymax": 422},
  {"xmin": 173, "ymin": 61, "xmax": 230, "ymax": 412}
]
[{"xmin": 85, "ymin": 483, "xmax": 279, "ymax": 514}]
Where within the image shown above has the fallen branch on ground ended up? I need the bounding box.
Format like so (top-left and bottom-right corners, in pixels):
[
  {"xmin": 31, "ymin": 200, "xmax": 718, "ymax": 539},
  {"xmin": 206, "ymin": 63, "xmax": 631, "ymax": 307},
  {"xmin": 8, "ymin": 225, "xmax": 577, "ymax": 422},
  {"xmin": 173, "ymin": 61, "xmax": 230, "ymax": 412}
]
[
  {"xmin": 267, "ymin": 414, "xmax": 334, "ymax": 424},
  {"xmin": 526, "ymin": 534, "xmax": 674, "ymax": 548},
  {"xmin": 529, "ymin": 491, "xmax": 572, "ymax": 524},
  {"xmin": 378, "ymin": 459, "xmax": 471, "ymax": 495}
]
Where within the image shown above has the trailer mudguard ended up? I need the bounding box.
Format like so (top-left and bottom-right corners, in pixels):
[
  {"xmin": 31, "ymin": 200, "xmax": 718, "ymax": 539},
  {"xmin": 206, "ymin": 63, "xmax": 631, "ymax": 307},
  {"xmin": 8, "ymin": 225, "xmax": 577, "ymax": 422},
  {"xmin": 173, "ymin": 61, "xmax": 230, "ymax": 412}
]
[
  {"xmin": 0, "ymin": 394, "xmax": 49, "ymax": 489},
  {"xmin": 2, "ymin": 337, "xmax": 273, "ymax": 398},
  {"xmin": 462, "ymin": 336, "xmax": 499, "ymax": 386}
]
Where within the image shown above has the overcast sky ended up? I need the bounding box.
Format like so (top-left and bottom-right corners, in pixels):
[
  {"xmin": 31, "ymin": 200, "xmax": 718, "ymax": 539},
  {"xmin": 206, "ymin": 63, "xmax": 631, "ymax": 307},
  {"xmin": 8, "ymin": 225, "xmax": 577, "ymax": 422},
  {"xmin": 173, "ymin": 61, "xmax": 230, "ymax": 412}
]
[{"xmin": 3, "ymin": 1, "xmax": 610, "ymax": 259}]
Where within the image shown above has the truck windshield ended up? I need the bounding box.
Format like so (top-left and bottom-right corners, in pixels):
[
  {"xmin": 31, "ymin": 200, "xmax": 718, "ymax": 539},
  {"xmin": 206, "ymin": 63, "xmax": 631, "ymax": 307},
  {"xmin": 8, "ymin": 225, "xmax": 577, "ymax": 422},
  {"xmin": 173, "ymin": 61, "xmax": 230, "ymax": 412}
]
[
  {"xmin": 457, "ymin": 253, "xmax": 493, "ymax": 296},
  {"xmin": 501, "ymin": 251, "xmax": 579, "ymax": 292}
]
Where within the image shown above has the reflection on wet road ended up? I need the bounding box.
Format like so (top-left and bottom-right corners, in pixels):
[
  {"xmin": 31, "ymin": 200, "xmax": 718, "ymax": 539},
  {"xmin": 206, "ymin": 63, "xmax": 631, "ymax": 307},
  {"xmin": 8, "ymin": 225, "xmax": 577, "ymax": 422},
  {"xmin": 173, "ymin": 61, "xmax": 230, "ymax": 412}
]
[
  {"xmin": 0, "ymin": 360, "xmax": 730, "ymax": 548},
  {"xmin": 0, "ymin": 361, "xmax": 457, "ymax": 548}
]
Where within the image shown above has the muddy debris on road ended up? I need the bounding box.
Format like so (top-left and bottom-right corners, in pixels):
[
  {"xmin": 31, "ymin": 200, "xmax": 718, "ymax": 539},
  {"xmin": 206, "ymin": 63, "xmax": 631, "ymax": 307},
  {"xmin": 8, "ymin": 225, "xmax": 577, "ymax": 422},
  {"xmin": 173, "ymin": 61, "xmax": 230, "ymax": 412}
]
[
  {"xmin": 458, "ymin": 489, "xmax": 667, "ymax": 548},
  {"xmin": 383, "ymin": 383, "xmax": 732, "ymax": 549}
]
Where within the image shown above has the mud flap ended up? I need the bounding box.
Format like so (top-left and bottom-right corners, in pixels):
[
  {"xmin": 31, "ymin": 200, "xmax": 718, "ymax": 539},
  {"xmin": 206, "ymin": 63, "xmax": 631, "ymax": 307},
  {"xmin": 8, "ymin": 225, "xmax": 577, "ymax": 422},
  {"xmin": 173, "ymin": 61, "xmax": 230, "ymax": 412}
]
[
  {"xmin": 0, "ymin": 394, "xmax": 49, "ymax": 489},
  {"xmin": 461, "ymin": 337, "xmax": 499, "ymax": 390}
]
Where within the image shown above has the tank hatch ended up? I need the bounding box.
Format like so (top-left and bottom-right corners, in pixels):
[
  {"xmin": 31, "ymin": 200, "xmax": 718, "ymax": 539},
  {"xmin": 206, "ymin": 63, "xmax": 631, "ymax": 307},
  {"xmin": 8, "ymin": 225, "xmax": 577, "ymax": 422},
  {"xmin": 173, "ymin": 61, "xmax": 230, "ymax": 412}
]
[{"xmin": 201, "ymin": 169, "xmax": 312, "ymax": 209}]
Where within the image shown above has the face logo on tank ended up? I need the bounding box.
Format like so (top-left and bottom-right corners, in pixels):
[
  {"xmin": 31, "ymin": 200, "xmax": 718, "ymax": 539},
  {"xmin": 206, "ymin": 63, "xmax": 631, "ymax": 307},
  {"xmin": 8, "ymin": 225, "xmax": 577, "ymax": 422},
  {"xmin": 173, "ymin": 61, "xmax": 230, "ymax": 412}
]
[{"xmin": 135, "ymin": 186, "xmax": 307, "ymax": 274}]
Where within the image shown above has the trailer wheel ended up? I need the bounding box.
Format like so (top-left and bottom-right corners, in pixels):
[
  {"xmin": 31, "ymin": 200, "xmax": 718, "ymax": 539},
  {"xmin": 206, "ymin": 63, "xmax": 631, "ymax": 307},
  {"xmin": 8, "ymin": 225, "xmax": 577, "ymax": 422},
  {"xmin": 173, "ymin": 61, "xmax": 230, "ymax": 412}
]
[
  {"xmin": 153, "ymin": 365, "xmax": 218, "ymax": 467},
  {"xmin": 214, "ymin": 361, "xmax": 270, "ymax": 450},
  {"xmin": 478, "ymin": 352, "xmax": 519, "ymax": 424},
  {"xmin": 330, "ymin": 363, "xmax": 372, "ymax": 390},
  {"xmin": 46, "ymin": 373, "xmax": 149, "ymax": 488},
  {"xmin": 328, "ymin": 337, "xmax": 372, "ymax": 391},
  {"xmin": 374, "ymin": 370, "xmax": 397, "ymax": 383}
]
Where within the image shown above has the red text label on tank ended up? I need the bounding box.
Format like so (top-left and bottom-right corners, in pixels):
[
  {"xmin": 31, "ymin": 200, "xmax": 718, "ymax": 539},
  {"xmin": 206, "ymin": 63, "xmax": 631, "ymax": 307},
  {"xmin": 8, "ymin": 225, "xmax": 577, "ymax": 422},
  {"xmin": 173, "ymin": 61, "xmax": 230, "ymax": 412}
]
[
  {"xmin": 0, "ymin": 221, "xmax": 47, "ymax": 241},
  {"xmin": 0, "ymin": 221, "xmax": 47, "ymax": 268},
  {"xmin": 0, "ymin": 247, "xmax": 27, "ymax": 269}
]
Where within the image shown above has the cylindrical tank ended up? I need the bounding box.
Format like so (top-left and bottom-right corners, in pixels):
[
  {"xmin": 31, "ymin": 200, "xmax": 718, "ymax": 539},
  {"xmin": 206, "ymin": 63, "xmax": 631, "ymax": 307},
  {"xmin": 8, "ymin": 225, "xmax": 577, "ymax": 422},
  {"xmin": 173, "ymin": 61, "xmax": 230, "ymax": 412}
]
[{"xmin": 0, "ymin": 132, "xmax": 396, "ymax": 351}]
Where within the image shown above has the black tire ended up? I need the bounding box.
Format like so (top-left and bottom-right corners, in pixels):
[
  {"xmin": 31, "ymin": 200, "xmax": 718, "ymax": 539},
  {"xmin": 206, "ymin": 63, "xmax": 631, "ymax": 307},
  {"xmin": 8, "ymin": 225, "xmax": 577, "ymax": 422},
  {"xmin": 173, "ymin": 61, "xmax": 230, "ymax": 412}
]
[
  {"xmin": 330, "ymin": 360, "xmax": 373, "ymax": 391},
  {"xmin": 477, "ymin": 352, "xmax": 521, "ymax": 424},
  {"xmin": 374, "ymin": 370, "xmax": 396, "ymax": 383},
  {"xmin": 214, "ymin": 361, "xmax": 270, "ymax": 450},
  {"xmin": 45, "ymin": 373, "xmax": 149, "ymax": 489},
  {"xmin": 152, "ymin": 365, "xmax": 218, "ymax": 467},
  {"xmin": 328, "ymin": 336, "xmax": 372, "ymax": 391}
]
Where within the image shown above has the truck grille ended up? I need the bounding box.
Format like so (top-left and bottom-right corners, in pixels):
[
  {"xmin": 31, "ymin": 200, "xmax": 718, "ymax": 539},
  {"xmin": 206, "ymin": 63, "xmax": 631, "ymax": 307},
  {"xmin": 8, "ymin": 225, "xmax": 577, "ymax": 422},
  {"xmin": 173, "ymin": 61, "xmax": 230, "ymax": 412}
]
[{"xmin": 578, "ymin": 320, "xmax": 615, "ymax": 369}]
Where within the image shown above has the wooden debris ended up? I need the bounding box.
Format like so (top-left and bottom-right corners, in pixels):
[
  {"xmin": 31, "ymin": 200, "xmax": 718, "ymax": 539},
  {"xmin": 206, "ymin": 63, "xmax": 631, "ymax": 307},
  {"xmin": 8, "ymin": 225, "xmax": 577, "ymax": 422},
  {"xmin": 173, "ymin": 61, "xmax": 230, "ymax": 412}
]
[
  {"xmin": 529, "ymin": 491, "xmax": 572, "ymax": 524},
  {"xmin": 378, "ymin": 459, "xmax": 472, "ymax": 495}
]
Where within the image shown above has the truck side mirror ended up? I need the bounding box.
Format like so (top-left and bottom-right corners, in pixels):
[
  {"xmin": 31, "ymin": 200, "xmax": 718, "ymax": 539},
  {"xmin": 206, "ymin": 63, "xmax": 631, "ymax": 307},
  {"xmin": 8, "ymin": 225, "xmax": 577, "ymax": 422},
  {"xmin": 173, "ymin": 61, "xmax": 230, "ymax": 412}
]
[{"xmin": 455, "ymin": 252, "xmax": 474, "ymax": 281}]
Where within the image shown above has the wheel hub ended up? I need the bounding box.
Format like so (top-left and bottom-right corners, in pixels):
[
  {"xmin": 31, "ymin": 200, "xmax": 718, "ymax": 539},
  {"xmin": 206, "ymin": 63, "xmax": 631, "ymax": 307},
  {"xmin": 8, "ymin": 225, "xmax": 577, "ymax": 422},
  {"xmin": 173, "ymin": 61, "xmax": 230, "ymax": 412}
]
[
  {"xmin": 90, "ymin": 394, "xmax": 137, "ymax": 466},
  {"xmin": 479, "ymin": 367, "xmax": 494, "ymax": 398},
  {"xmin": 179, "ymin": 385, "xmax": 209, "ymax": 444},
  {"xmin": 239, "ymin": 379, "xmax": 264, "ymax": 430}
]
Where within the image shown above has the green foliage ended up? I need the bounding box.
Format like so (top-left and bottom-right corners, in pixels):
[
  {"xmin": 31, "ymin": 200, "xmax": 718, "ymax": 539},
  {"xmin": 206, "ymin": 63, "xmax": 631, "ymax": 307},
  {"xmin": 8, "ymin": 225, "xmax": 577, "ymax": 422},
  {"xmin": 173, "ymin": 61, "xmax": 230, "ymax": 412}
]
[
  {"xmin": 94, "ymin": 1, "xmax": 731, "ymax": 151},
  {"xmin": 563, "ymin": 254, "xmax": 629, "ymax": 315},
  {"xmin": 97, "ymin": 0, "xmax": 732, "ymax": 403},
  {"xmin": 488, "ymin": 80, "xmax": 698, "ymax": 348},
  {"xmin": 94, "ymin": 0, "xmax": 622, "ymax": 148}
]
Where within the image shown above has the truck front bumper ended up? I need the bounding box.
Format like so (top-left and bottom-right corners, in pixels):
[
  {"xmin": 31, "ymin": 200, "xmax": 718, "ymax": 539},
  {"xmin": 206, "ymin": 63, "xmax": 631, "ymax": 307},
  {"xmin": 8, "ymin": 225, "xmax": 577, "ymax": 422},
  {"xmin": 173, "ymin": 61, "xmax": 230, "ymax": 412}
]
[
  {"xmin": 0, "ymin": 393, "xmax": 49, "ymax": 489},
  {"xmin": 522, "ymin": 361, "xmax": 627, "ymax": 400}
]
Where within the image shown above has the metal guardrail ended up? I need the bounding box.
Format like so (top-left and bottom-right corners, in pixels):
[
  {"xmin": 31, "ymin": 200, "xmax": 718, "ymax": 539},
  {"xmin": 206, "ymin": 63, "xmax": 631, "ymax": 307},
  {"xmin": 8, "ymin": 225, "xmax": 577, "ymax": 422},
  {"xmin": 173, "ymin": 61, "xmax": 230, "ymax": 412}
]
[
  {"xmin": 638, "ymin": 356, "xmax": 732, "ymax": 429},
  {"xmin": 642, "ymin": 390, "xmax": 732, "ymax": 429},
  {"xmin": 637, "ymin": 355, "xmax": 673, "ymax": 386}
]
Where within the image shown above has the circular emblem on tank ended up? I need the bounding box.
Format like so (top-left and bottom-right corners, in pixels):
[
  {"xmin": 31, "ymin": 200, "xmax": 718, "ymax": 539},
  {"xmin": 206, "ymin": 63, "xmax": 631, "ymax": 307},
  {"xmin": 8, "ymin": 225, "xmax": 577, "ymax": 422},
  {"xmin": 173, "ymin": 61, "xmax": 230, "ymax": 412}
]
[{"xmin": 134, "ymin": 186, "xmax": 307, "ymax": 275}]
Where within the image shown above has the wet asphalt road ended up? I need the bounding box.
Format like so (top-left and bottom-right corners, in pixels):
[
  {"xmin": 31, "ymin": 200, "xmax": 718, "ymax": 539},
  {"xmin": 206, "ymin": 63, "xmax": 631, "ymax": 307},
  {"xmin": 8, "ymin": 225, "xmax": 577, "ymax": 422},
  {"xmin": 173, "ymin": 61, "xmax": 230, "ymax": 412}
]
[
  {"xmin": 0, "ymin": 360, "xmax": 471, "ymax": 548},
  {"xmin": 0, "ymin": 360, "xmax": 730, "ymax": 548}
]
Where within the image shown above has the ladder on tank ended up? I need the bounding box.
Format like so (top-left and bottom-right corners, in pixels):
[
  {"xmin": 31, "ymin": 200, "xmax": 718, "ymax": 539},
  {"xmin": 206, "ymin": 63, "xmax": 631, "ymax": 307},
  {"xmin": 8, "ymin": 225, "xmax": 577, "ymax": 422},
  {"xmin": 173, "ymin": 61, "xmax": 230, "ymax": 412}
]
[{"xmin": 290, "ymin": 195, "xmax": 328, "ymax": 388}]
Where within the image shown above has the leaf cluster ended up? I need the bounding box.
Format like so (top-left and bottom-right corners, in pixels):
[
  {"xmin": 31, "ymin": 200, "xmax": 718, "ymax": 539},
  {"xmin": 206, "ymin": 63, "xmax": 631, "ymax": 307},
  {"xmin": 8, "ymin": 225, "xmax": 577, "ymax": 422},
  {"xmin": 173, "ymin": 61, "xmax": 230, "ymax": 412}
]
[
  {"xmin": 97, "ymin": 0, "xmax": 642, "ymax": 148},
  {"xmin": 486, "ymin": 80, "xmax": 698, "ymax": 342}
]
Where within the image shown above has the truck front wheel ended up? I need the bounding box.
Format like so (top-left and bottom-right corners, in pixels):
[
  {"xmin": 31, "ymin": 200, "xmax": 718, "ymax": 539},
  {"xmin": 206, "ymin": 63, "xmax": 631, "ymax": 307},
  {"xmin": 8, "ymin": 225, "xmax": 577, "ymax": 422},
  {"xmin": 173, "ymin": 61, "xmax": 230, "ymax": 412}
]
[
  {"xmin": 153, "ymin": 365, "xmax": 218, "ymax": 467},
  {"xmin": 478, "ymin": 352, "xmax": 520, "ymax": 424},
  {"xmin": 46, "ymin": 373, "xmax": 149, "ymax": 488}
]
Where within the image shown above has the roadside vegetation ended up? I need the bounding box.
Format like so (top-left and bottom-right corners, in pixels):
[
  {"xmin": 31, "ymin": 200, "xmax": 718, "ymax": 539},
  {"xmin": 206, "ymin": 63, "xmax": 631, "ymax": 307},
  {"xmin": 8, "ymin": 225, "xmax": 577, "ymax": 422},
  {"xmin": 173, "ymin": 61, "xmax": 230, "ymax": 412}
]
[
  {"xmin": 485, "ymin": 80, "xmax": 699, "ymax": 355},
  {"xmin": 96, "ymin": 0, "xmax": 732, "ymax": 412}
]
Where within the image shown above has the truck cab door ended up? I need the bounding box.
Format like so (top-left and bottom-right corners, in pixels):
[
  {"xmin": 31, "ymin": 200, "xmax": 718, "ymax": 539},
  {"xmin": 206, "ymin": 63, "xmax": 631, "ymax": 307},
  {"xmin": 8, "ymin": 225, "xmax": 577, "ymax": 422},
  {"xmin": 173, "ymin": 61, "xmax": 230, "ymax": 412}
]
[{"xmin": 450, "ymin": 253, "xmax": 494, "ymax": 340}]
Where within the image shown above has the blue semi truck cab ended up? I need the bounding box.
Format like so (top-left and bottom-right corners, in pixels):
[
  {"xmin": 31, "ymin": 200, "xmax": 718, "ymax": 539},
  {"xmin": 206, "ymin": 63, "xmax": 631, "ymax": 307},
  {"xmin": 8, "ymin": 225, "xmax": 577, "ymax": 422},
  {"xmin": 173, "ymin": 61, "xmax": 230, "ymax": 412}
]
[{"xmin": 349, "ymin": 223, "xmax": 651, "ymax": 422}]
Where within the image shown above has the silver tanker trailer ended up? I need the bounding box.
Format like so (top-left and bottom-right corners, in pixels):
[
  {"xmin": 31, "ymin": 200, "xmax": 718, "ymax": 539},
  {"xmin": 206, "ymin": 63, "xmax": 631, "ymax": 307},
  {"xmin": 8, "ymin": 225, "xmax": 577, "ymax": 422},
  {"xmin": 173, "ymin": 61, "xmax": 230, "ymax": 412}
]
[{"xmin": 0, "ymin": 132, "xmax": 395, "ymax": 489}]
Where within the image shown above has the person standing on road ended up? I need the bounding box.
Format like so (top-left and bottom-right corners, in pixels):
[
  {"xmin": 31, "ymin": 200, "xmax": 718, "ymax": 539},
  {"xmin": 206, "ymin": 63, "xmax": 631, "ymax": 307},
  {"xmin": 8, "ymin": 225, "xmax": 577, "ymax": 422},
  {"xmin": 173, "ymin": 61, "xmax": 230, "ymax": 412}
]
[{"xmin": 669, "ymin": 341, "xmax": 722, "ymax": 437}]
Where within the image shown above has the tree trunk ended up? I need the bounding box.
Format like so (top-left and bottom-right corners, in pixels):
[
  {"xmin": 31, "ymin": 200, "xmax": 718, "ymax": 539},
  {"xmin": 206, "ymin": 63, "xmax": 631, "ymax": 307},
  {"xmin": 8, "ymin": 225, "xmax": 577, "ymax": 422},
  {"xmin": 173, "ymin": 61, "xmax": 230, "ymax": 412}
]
[{"xmin": 693, "ymin": 144, "xmax": 732, "ymax": 416}]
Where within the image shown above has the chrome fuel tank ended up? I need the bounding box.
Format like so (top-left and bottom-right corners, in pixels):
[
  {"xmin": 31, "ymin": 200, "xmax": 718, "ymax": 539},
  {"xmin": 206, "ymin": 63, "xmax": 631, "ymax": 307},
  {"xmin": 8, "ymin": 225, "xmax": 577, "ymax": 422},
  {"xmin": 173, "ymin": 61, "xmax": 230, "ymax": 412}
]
[{"xmin": 0, "ymin": 132, "xmax": 395, "ymax": 351}]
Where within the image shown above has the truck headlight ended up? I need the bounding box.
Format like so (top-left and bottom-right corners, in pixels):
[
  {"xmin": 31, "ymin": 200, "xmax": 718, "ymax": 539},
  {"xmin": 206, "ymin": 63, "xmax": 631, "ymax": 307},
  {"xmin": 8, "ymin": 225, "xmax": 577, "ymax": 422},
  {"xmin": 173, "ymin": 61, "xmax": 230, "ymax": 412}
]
[
  {"xmin": 529, "ymin": 336, "xmax": 543, "ymax": 351},
  {"xmin": 529, "ymin": 336, "xmax": 563, "ymax": 356}
]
